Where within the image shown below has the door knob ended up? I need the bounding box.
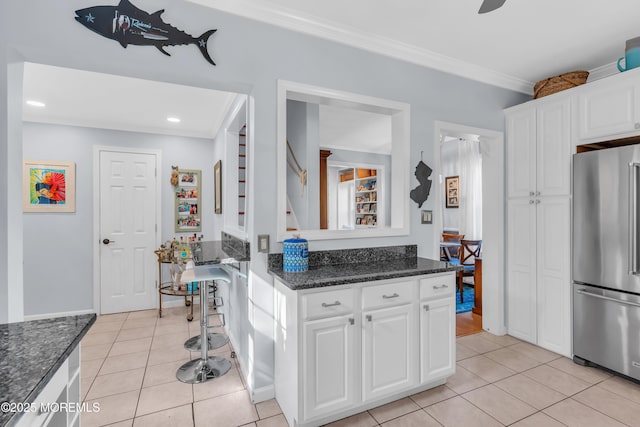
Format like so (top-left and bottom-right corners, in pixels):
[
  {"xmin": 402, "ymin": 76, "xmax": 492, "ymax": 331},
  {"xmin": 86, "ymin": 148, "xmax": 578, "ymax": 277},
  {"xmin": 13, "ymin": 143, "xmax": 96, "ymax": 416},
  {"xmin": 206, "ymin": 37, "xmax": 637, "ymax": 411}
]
[{"xmin": 102, "ymin": 239, "xmax": 115, "ymax": 245}]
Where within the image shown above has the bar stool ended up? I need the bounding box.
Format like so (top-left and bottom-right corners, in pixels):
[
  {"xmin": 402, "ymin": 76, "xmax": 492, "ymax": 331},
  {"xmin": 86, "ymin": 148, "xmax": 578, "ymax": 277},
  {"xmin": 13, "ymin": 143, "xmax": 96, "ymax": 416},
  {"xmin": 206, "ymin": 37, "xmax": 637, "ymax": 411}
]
[
  {"xmin": 176, "ymin": 264, "xmax": 232, "ymax": 384},
  {"xmin": 183, "ymin": 280, "xmax": 228, "ymax": 351}
]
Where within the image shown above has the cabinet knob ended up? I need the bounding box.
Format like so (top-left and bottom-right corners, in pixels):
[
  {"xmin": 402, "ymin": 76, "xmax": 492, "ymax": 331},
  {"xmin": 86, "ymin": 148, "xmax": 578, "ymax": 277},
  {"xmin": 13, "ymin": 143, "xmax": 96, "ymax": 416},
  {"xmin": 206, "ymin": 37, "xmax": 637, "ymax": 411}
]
[
  {"xmin": 529, "ymin": 191, "xmax": 535, "ymax": 196},
  {"xmin": 424, "ymin": 305, "xmax": 430, "ymax": 311},
  {"xmin": 635, "ymin": 123, "xmax": 640, "ymax": 130},
  {"xmin": 366, "ymin": 314, "xmax": 372, "ymax": 322},
  {"xmin": 382, "ymin": 293, "xmax": 399, "ymax": 299},
  {"xmin": 529, "ymin": 200, "xmax": 535, "ymax": 205},
  {"xmin": 536, "ymin": 191, "xmax": 541, "ymax": 196},
  {"xmin": 348, "ymin": 318, "xmax": 354, "ymax": 325},
  {"xmin": 536, "ymin": 199, "xmax": 541, "ymax": 204},
  {"xmin": 432, "ymin": 284, "xmax": 448, "ymax": 290}
]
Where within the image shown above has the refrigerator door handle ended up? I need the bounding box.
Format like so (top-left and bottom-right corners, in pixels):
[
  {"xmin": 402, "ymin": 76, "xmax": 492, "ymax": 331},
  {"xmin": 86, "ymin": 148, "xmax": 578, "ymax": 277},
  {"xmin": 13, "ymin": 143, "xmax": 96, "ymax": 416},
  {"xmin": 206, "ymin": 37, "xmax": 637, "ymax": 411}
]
[
  {"xmin": 577, "ymin": 288, "xmax": 640, "ymax": 308},
  {"xmin": 630, "ymin": 163, "xmax": 640, "ymax": 276}
]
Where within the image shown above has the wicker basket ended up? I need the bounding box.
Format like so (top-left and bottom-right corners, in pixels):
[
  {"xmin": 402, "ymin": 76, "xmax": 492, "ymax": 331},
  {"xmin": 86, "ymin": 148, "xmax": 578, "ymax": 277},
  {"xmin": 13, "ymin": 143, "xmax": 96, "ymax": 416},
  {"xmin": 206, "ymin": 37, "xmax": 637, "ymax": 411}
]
[{"xmin": 533, "ymin": 71, "xmax": 589, "ymax": 99}]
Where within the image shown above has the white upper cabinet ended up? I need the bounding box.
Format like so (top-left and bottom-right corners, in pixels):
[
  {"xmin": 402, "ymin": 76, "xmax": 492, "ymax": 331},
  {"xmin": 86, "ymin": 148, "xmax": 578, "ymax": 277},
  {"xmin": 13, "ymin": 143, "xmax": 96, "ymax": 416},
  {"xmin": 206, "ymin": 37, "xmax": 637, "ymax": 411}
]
[
  {"xmin": 574, "ymin": 74, "xmax": 640, "ymax": 143},
  {"xmin": 507, "ymin": 108, "xmax": 536, "ymax": 198},
  {"xmin": 506, "ymin": 97, "xmax": 571, "ymax": 199}
]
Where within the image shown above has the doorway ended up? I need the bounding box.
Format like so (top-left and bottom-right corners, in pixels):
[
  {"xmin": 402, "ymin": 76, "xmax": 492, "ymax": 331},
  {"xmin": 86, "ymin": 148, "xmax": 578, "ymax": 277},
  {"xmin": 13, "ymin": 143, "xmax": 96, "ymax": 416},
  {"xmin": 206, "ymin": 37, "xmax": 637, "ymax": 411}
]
[
  {"xmin": 434, "ymin": 121, "xmax": 505, "ymax": 338},
  {"xmin": 96, "ymin": 147, "xmax": 160, "ymax": 314}
]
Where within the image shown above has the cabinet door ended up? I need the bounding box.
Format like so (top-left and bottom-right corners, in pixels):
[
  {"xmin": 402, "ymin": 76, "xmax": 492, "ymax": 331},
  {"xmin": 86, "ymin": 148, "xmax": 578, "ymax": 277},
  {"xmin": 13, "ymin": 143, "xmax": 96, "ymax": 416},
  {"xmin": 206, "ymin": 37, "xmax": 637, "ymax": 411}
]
[
  {"xmin": 507, "ymin": 198, "xmax": 537, "ymax": 343},
  {"xmin": 537, "ymin": 98, "xmax": 571, "ymax": 196},
  {"xmin": 303, "ymin": 315, "xmax": 357, "ymax": 420},
  {"xmin": 420, "ymin": 297, "xmax": 455, "ymax": 383},
  {"xmin": 536, "ymin": 197, "xmax": 571, "ymax": 357},
  {"xmin": 576, "ymin": 78, "xmax": 640, "ymax": 142},
  {"xmin": 507, "ymin": 108, "xmax": 536, "ymax": 198},
  {"xmin": 362, "ymin": 304, "xmax": 416, "ymax": 402}
]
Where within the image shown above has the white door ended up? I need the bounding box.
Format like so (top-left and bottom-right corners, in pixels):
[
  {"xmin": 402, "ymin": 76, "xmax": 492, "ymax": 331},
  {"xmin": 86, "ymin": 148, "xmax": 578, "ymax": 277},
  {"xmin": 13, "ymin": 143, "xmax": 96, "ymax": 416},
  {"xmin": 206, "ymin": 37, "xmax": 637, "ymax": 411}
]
[
  {"xmin": 507, "ymin": 198, "xmax": 537, "ymax": 343},
  {"xmin": 420, "ymin": 297, "xmax": 455, "ymax": 383},
  {"xmin": 537, "ymin": 98, "xmax": 571, "ymax": 197},
  {"xmin": 99, "ymin": 150, "xmax": 158, "ymax": 314},
  {"xmin": 536, "ymin": 197, "xmax": 571, "ymax": 356},
  {"xmin": 506, "ymin": 108, "xmax": 536, "ymax": 199},
  {"xmin": 303, "ymin": 315, "xmax": 356, "ymax": 420},
  {"xmin": 362, "ymin": 304, "xmax": 416, "ymax": 401}
]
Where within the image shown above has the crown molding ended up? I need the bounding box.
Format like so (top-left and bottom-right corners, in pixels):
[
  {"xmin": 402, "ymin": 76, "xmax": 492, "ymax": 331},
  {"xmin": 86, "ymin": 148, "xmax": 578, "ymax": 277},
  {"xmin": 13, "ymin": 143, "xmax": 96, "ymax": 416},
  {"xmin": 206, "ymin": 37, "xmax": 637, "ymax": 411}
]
[
  {"xmin": 588, "ymin": 61, "xmax": 619, "ymax": 82},
  {"xmin": 187, "ymin": 0, "xmax": 533, "ymax": 94}
]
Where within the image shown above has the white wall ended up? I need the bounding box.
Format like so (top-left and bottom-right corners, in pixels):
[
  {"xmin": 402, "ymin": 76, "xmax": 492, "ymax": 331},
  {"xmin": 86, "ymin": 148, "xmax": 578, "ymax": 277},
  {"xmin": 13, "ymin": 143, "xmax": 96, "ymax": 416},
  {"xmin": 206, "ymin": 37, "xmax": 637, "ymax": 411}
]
[
  {"xmin": 22, "ymin": 122, "xmax": 218, "ymax": 316},
  {"xmin": 441, "ymin": 140, "xmax": 460, "ymax": 232},
  {"xmin": 0, "ymin": 0, "xmax": 529, "ymax": 394}
]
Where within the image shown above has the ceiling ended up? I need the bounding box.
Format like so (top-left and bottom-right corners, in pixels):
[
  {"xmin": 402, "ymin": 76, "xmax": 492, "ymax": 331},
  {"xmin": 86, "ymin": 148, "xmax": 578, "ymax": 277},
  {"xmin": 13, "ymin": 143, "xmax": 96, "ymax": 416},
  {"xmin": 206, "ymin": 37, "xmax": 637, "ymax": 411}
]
[
  {"xmin": 188, "ymin": 0, "xmax": 640, "ymax": 93},
  {"xmin": 23, "ymin": 62, "xmax": 237, "ymax": 139}
]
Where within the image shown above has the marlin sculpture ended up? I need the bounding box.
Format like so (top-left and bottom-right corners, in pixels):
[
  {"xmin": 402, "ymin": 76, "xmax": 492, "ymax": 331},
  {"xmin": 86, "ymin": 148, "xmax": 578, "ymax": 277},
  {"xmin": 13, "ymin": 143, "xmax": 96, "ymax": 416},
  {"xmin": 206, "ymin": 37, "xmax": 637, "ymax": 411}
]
[{"xmin": 75, "ymin": 0, "xmax": 217, "ymax": 66}]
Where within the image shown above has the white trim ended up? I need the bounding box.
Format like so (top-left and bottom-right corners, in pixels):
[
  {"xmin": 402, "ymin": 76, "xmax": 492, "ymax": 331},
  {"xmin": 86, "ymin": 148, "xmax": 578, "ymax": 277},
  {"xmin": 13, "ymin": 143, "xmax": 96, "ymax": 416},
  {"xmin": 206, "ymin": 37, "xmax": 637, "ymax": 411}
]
[
  {"xmin": 187, "ymin": 0, "xmax": 532, "ymax": 94},
  {"xmin": 24, "ymin": 309, "xmax": 95, "ymax": 322},
  {"xmin": 277, "ymin": 80, "xmax": 410, "ymax": 241},
  {"xmin": 433, "ymin": 121, "xmax": 507, "ymax": 335},
  {"xmin": 251, "ymin": 385, "xmax": 276, "ymax": 404},
  {"xmin": 588, "ymin": 61, "xmax": 619, "ymax": 82},
  {"xmin": 93, "ymin": 146, "xmax": 162, "ymax": 315}
]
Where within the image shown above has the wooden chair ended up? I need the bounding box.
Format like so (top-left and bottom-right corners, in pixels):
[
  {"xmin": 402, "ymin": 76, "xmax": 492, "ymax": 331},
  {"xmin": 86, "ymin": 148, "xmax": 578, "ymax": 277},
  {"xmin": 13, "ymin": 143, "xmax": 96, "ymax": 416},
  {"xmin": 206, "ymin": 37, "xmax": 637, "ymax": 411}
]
[
  {"xmin": 441, "ymin": 233, "xmax": 464, "ymax": 261},
  {"xmin": 457, "ymin": 239, "xmax": 482, "ymax": 303}
]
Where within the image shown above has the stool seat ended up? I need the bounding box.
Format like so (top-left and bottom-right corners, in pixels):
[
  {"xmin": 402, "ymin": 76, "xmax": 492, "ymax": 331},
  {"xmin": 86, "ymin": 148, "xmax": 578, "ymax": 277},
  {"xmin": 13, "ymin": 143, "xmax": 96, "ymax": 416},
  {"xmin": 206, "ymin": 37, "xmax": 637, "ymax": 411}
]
[{"xmin": 180, "ymin": 263, "xmax": 231, "ymax": 283}]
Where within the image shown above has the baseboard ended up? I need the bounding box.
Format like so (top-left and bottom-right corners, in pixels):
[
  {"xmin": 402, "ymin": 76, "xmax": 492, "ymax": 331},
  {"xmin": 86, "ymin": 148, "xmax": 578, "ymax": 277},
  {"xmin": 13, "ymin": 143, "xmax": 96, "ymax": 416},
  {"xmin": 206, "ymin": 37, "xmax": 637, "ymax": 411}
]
[
  {"xmin": 24, "ymin": 309, "xmax": 96, "ymax": 321},
  {"xmin": 251, "ymin": 384, "xmax": 275, "ymax": 403}
]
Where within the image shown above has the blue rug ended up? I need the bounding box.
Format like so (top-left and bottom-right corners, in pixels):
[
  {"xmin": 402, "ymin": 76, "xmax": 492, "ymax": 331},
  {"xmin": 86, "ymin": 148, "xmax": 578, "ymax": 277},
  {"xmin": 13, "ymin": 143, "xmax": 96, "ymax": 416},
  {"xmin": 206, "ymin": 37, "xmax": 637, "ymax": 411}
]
[{"xmin": 456, "ymin": 285, "xmax": 475, "ymax": 314}]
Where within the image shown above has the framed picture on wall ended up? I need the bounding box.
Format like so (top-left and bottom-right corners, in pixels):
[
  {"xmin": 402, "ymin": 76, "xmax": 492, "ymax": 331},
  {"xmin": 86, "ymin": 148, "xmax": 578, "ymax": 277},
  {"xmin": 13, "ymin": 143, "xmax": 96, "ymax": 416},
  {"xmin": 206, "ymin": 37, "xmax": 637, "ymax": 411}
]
[
  {"xmin": 445, "ymin": 176, "xmax": 459, "ymax": 208},
  {"xmin": 214, "ymin": 160, "xmax": 222, "ymax": 214},
  {"xmin": 175, "ymin": 168, "xmax": 202, "ymax": 232},
  {"xmin": 22, "ymin": 160, "xmax": 76, "ymax": 212}
]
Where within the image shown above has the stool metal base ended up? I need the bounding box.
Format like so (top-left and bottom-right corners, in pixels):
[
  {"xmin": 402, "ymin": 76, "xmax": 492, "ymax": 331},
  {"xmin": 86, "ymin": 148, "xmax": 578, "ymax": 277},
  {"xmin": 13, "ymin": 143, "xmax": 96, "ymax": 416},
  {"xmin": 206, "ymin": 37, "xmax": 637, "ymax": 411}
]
[
  {"xmin": 184, "ymin": 333, "xmax": 229, "ymax": 352},
  {"xmin": 176, "ymin": 356, "xmax": 232, "ymax": 384}
]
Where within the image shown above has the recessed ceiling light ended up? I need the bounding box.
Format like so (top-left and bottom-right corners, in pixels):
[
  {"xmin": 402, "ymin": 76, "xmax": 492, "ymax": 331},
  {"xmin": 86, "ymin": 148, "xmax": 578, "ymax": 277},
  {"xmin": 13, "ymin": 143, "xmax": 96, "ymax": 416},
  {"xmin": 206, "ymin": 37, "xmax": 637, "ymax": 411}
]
[
  {"xmin": 26, "ymin": 100, "xmax": 46, "ymax": 108},
  {"xmin": 167, "ymin": 117, "xmax": 181, "ymax": 123}
]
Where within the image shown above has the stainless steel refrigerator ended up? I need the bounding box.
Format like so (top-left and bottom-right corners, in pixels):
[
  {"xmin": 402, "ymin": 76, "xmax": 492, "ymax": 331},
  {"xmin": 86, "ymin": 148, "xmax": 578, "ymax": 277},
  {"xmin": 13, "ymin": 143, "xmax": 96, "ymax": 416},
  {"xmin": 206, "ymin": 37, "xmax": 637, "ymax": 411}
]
[{"xmin": 573, "ymin": 144, "xmax": 640, "ymax": 381}]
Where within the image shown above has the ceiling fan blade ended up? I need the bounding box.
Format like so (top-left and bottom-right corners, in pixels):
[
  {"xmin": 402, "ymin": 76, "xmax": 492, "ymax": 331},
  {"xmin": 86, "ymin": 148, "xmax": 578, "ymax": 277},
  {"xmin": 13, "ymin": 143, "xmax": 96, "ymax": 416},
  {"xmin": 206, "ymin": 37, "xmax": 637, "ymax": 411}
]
[{"xmin": 478, "ymin": 0, "xmax": 507, "ymax": 13}]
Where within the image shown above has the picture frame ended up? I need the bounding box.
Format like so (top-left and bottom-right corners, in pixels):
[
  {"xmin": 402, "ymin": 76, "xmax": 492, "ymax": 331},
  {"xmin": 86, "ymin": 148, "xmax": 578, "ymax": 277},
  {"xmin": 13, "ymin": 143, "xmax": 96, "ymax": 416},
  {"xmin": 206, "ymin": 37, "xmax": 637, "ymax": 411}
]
[
  {"xmin": 214, "ymin": 160, "xmax": 222, "ymax": 214},
  {"xmin": 175, "ymin": 168, "xmax": 202, "ymax": 232},
  {"xmin": 22, "ymin": 160, "xmax": 76, "ymax": 212},
  {"xmin": 445, "ymin": 176, "xmax": 459, "ymax": 208}
]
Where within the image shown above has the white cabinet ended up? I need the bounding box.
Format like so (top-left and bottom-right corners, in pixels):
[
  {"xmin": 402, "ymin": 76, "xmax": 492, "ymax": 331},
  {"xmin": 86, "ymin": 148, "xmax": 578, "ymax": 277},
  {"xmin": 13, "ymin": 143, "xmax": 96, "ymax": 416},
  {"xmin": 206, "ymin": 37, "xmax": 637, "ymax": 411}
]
[
  {"xmin": 274, "ymin": 273, "xmax": 455, "ymax": 427},
  {"xmin": 507, "ymin": 97, "xmax": 571, "ymax": 198},
  {"xmin": 362, "ymin": 304, "xmax": 416, "ymax": 401},
  {"xmin": 420, "ymin": 297, "xmax": 455, "ymax": 383},
  {"xmin": 303, "ymin": 315, "xmax": 357, "ymax": 419},
  {"xmin": 574, "ymin": 75, "xmax": 640, "ymax": 143},
  {"xmin": 506, "ymin": 99, "xmax": 572, "ymax": 357}
]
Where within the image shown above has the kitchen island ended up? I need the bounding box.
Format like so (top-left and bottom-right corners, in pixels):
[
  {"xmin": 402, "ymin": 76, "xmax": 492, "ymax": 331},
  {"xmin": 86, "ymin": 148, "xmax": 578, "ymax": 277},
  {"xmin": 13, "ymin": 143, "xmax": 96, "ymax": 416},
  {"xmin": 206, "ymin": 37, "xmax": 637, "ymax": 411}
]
[
  {"xmin": 0, "ymin": 314, "xmax": 96, "ymax": 427},
  {"xmin": 269, "ymin": 245, "xmax": 459, "ymax": 427}
]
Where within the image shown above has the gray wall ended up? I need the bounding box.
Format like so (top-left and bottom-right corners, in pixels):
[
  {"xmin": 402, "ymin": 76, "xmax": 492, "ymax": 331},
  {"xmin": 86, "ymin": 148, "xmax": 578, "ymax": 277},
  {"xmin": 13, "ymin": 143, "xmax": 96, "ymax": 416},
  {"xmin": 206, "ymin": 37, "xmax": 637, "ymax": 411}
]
[
  {"xmin": 0, "ymin": 0, "xmax": 529, "ymax": 390},
  {"xmin": 22, "ymin": 122, "xmax": 218, "ymax": 316}
]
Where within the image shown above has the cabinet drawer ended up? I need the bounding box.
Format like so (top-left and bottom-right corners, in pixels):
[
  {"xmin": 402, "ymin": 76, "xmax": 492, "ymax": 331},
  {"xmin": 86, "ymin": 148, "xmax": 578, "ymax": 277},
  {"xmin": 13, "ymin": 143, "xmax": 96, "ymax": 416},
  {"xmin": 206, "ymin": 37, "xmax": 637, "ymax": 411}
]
[
  {"xmin": 362, "ymin": 281, "xmax": 414, "ymax": 310},
  {"xmin": 420, "ymin": 274, "xmax": 455, "ymax": 300},
  {"xmin": 303, "ymin": 288, "xmax": 355, "ymax": 320}
]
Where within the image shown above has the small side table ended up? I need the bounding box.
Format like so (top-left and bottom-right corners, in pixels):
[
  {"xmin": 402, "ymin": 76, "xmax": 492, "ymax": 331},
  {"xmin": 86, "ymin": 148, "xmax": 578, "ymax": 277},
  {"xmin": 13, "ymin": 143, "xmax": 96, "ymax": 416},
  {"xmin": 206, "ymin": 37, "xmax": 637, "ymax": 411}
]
[
  {"xmin": 473, "ymin": 257, "xmax": 482, "ymax": 316},
  {"xmin": 156, "ymin": 257, "xmax": 196, "ymax": 321}
]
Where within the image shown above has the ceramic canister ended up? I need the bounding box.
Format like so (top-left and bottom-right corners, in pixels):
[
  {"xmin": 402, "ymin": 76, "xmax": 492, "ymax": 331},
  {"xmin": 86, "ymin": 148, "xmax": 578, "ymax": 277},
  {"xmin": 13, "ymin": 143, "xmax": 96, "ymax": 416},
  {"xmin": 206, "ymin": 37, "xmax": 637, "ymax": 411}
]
[{"xmin": 283, "ymin": 237, "xmax": 309, "ymax": 272}]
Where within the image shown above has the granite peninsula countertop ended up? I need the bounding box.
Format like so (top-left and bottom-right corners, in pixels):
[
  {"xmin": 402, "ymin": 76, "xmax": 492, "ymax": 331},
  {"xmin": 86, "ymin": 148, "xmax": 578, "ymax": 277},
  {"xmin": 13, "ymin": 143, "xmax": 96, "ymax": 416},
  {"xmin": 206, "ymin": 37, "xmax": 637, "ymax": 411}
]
[
  {"xmin": 0, "ymin": 314, "xmax": 96, "ymax": 427},
  {"xmin": 190, "ymin": 233, "xmax": 250, "ymax": 266},
  {"xmin": 269, "ymin": 256, "xmax": 458, "ymax": 290}
]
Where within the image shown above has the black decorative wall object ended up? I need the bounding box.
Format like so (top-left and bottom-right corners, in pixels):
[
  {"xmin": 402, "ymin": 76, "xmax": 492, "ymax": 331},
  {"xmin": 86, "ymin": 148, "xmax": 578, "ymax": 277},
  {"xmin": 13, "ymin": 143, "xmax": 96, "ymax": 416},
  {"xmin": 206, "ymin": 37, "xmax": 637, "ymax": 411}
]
[
  {"xmin": 75, "ymin": 0, "xmax": 217, "ymax": 66},
  {"xmin": 410, "ymin": 160, "xmax": 432, "ymax": 208}
]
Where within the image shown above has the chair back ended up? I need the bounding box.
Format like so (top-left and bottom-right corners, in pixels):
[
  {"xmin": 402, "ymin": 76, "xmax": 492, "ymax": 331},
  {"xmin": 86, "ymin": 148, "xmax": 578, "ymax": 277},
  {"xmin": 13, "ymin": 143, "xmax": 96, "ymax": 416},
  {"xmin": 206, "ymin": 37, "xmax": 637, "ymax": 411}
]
[
  {"xmin": 442, "ymin": 233, "xmax": 464, "ymax": 258},
  {"xmin": 460, "ymin": 239, "xmax": 482, "ymax": 266}
]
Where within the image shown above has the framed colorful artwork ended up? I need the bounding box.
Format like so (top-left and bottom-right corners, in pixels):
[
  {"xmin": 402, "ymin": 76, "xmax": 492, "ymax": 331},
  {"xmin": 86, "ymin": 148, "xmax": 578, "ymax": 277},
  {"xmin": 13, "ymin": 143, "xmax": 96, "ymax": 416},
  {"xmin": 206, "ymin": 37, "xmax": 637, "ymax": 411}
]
[
  {"xmin": 175, "ymin": 168, "xmax": 202, "ymax": 232},
  {"xmin": 22, "ymin": 160, "xmax": 76, "ymax": 212}
]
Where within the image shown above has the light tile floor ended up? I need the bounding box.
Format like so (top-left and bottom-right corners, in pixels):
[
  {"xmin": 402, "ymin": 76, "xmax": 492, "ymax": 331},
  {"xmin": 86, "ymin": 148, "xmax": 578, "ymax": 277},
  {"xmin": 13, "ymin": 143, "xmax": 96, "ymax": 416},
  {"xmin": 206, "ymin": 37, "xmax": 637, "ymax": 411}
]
[{"xmin": 80, "ymin": 307, "xmax": 640, "ymax": 426}]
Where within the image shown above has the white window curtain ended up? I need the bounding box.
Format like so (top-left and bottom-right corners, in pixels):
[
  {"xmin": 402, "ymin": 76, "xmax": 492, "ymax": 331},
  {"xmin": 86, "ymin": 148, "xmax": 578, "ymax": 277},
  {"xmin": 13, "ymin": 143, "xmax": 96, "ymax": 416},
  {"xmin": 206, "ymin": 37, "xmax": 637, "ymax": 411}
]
[{"xmin": 458, "ymin": 138, "xmax": 482, "ymax": 240}]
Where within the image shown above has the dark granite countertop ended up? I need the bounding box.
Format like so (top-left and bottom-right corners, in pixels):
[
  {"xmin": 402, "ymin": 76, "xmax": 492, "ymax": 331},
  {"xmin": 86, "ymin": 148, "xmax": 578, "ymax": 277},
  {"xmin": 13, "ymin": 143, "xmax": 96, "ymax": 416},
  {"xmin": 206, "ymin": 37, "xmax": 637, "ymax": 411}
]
[
  {"xmin": 190, "ymin": 233, "xmax": 250, "ymax": 266},
  {"xmin": 269, "ymin": 256, "xmax": 458, "ymax": 290},
  {"xmin": 0, "ymin": 314, "xmax": 96, "ymax": 427}
]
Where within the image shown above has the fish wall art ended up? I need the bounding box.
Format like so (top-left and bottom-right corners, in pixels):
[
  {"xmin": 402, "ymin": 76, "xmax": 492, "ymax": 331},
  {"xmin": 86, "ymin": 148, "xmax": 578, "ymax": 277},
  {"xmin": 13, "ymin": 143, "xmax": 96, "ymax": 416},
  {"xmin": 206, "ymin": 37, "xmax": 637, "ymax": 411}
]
[{"xmin": 75, "ymin": 0, "xmax": 218, "ymax": 66}]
